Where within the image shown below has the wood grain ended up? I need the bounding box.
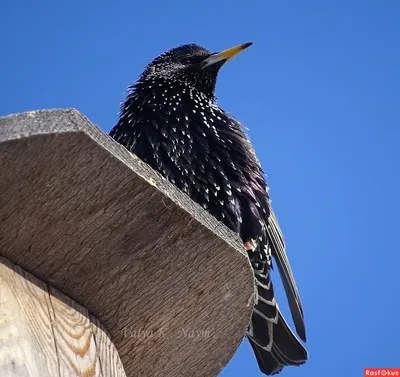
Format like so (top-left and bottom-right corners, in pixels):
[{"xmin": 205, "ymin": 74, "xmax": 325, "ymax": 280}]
[
  {"xmin": 0, "ymin": 257, "xmax": 126, "ymax": 377},
  {"xmin": 0, "ymin": 109, "xmax": 254, "ymax": 377}
]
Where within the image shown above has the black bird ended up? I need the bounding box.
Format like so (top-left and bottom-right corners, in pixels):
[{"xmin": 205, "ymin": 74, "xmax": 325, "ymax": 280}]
[{"xmin": 110, "ymin": 42, "xmax": 308, "ymax": 375}]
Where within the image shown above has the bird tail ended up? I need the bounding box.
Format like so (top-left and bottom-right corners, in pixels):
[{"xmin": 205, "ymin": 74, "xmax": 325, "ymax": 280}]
[{"xmin": 246, "ymin": 265, "xmax": 308, "ymax": 375}]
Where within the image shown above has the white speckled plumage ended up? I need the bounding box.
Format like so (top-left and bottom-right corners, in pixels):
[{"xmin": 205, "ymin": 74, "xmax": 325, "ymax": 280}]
[{"xmin": 110, "ymin": 43, "xmax": 307, "ymax": 376}]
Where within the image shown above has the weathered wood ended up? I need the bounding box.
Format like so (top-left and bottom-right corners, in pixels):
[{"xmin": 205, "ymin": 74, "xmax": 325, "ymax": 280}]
[
  {"xmin": 0, "ymin": 257, "xmax": 126, "ymax": 377},
  {"xmin": 0, "ymin": 109, "xmax": 254, "ymax": 377}
]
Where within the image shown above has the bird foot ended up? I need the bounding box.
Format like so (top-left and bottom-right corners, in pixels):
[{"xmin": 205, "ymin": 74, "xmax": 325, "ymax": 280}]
[{"xmin": 244, "ymin": 241, "xmax": 255, "ymax": 252}]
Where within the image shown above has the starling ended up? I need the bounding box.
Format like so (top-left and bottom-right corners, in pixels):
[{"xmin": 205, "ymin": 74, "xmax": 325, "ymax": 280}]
[{"xmin": 110, "ymin": 42, "xmax": 308, "ymax": 375}]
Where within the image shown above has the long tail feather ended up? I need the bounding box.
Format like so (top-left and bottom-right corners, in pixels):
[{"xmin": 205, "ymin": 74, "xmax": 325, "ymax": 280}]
[{"xmin": 246, "ymin": 255, "xmax": 308, "ymax": 375}]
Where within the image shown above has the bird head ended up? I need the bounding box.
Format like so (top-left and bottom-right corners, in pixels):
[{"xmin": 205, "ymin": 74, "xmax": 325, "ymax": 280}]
[{"xmin": 138, "ymin": 42, "xmax": 253, "ymax": 100}]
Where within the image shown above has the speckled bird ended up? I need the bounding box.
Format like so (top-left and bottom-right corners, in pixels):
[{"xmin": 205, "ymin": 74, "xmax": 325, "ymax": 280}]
[{"xmin": 110, "ymin": 42, "xmax": 308, "ymax": 375}]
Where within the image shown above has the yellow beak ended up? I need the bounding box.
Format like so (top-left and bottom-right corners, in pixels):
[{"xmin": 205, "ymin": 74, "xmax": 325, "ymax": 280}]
[{"xmin": 202, "ymin": 42, "xmax": 253, "ymax": 68}]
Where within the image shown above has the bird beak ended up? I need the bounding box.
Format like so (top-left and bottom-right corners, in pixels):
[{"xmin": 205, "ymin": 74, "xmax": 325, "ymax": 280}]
[{"xmin": 202, "ymin": 42, "xmax": 253, "ymax": 69}]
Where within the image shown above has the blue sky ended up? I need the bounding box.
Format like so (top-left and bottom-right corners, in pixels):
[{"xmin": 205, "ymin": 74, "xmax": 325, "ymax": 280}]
[{"xmin": 1, "ymin": 1, "xmax": 399, "ymax": 376}]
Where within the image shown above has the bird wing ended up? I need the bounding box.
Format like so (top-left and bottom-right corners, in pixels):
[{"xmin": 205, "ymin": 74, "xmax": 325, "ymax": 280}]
[
  {"xmin": 266, "ymin": 204, "xmax": 306, "ymax": 342},
  {"xmin": 241, "ymin": 125, "xmax": 306, "ymax": 342},
  {"xmin": 246, "ymin": 170, "xmax": 308, "ymax": 375}
]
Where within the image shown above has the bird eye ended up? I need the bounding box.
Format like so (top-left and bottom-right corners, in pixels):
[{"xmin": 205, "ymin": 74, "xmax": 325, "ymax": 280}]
[
  {"xmin": 181, "ymin": 56, "xmax": 206, "ymax": 66},
  {"xmin": 181, "ymin": 58, "xmax": 193, "ymax": 65}
]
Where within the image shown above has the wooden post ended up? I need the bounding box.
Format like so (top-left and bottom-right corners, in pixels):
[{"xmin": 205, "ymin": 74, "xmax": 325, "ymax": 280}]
[
  {"xmin": 0, "ymin": 109, "xmax": 254, "ymax": 377},
  {"xmin": 0, "ymin": 257, "xmax": 126, "ymax": 377}
]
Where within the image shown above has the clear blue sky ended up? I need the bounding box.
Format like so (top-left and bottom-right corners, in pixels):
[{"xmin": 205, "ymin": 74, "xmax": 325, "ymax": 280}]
[{"xmin": 1, "ymin": 1, "xmax": 399, "ymax": 376}]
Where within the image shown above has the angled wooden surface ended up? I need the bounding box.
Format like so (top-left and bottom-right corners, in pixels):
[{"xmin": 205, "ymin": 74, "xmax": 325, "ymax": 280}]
[
  {"xmin": 0, "ymin": 109, "xmax": 254, "ymax": 377},
  {"xmin": 0, "ymin": 257, "xmax": 126, "ymax": 377}
]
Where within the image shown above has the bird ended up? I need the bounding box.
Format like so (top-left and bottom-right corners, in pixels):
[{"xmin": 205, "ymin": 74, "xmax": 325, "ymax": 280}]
[{"xmin": 109, "ymin": 42, "xmax": 308, "ymax": 375}]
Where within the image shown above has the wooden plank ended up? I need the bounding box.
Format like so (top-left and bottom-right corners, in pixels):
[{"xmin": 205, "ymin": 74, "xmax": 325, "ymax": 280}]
[
  {"xmin": 47, "ymin": 287, "xmax": 101, "ymax": 377},
  {"xmin": 90, "ymin": 317, "xmax": 126, "ymax": 377},
  {"xmin": 0, "ymin": 109, "xmax": 254, "ymax": 377},
  {"xmin": 0, "ymin": 257, "xmax": 126, "ymax": 377},
  {"xmin": 0, "ymin": 257, "xmax": 59, "ymax": 377}
]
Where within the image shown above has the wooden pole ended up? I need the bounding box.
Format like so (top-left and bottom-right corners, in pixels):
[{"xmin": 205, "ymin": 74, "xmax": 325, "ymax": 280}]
[
  {"xmin": 0, "ymin": 257, "xmax": 126, "ymax": 377},
  {"xmin": 0, "ymin": 109, "xmax": 254, "ymax": 377}
]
